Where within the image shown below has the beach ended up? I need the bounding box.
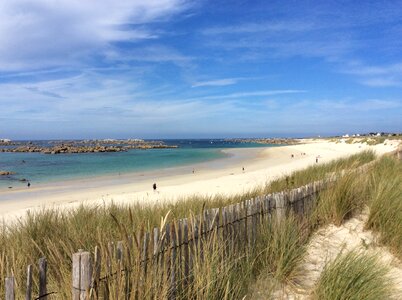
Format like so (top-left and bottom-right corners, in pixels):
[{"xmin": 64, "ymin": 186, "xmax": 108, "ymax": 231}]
[{"xmin": 0, "ymin": 140, "xmax": 399, "ymax": 223}]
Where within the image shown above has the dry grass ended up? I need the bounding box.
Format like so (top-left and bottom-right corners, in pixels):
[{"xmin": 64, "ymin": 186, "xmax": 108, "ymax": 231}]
[
  {"xmin": 312, "ymin": 250, "xmax": 396, "ymax": 300},
  {"xmin": 365, "ymin": 156, "xmax": 402, "ymax": 258}
]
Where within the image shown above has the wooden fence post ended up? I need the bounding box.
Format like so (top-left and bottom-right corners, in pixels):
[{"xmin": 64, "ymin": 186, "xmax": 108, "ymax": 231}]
[
  {"xmin": 81, "ymin": 252, "xmax": 93, "ymax": 299},
  {"xmin": 38, "ymin": 257, "xmax": 47, "ymax": 300},
  {"xmin": 152, "ymin": 227, "xmax": 160, "ymax": 299},
  {"xmin": 116, "ymin": 241, "xmax": 124, "ymax": 262},
  {"xmin": 169, "ymin": 222, "xmax": 177, "ymax": 300},
  {"xmin": 72, "ymin": 251, "xmax": 93, "ymax": 300},
  {"xmin": 5, "ymin": 277, "xmax": 14, "ymax": 300},
  {"xmin": 275, "ymin": 193, "xmax": 285, "ymax": 221},
  {"xmin": 142, "ymin": 232, "xmax": 150, "ymax": 277},
  {"xmin": 26, "ymin": 264, "xmax": 32, "ymax": 300},
  {"xmin": 182, "ymin": 218, "xmax": 190, "ymax": 285},
  {"xmin": 93, "ymin": 246, "xmax": 101, "ymax": 298},
  {"xmin": 72, "ymin": 252, "xmax": 81, "ymax": 300}
]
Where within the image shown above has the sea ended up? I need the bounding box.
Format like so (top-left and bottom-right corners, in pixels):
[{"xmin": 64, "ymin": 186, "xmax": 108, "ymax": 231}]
[{"xmin": 0, "ymin": 139, "xmax": 278, "ymax": 189}]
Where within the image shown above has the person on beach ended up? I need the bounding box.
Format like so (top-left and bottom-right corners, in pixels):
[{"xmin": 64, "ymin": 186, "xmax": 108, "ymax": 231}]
[
  {"xmin": 27, "ymin": 182, "xmax": 30, "ymax": 188},
  {"xmin": 316, "ymin": 157, "xmax": 319, "ymax": 163},
  {"xmin": 242, "ymin": 167, "xmax": 245, "ymax": 172},
  {"xmin": 291, "ymin": 154, "xmax": 294, "ymax": 158},
  {"xmin": 153, "ymin": 183, "xmax": 157, "ymax": 192}
]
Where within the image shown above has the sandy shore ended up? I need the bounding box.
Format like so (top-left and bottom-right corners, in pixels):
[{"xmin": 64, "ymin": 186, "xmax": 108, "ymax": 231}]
[{"xmin": 0, "ymin": 140, "xmax": 399, "ymax": 224}]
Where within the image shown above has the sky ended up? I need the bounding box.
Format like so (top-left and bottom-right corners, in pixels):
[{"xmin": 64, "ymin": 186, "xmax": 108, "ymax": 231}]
[{"xmin": 0, "ymin": 0, "xmax": 402, "ymax": 139}]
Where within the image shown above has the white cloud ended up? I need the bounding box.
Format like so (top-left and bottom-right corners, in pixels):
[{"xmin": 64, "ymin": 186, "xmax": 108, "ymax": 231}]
[
  {"xmin": 0, "ymin": 0, "xmax": 191, "ymax": 70},
  {"xmin": 342, "ymin": 62, "xmax": 402, "ymax": 87},
  {"xmin": 192, "ymin": 78, "xmax": 240, "ymax": 87},
  {"xmin": 201, "ymin": 21, "xmax": 313, "ymax": 35},
  {"xmin": 189, "ymin": 90, "xmax": 306, "ymax": 101}
]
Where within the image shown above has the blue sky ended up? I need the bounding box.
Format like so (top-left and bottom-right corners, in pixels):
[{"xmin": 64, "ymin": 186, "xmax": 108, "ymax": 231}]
[{"xmin": 0, "ymin": 0, "xmax": 401, "ymax": 139}]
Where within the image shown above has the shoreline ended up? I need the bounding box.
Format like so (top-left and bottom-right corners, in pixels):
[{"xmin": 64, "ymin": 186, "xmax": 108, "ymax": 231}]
[{"xmin": 0, "ymin": 140, "xmax": 399, "ymax": 224}]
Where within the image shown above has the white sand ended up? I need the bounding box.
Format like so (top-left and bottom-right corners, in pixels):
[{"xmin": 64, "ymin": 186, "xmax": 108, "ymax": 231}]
[{"xmin": 0, "ymin": 139, "xmax": 399, "ymax": 224}]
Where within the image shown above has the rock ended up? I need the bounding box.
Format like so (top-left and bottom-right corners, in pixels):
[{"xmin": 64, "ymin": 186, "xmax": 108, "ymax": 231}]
[{"xmin": 0, "ymin": 170, "xmax": 16, "ymax": 175}]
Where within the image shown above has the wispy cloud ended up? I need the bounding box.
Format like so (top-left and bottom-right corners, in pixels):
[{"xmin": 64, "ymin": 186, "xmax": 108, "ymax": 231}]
[
  {"xmin": 342, "ymin": 61, "xmax": 402, "ymax": 87},
  {"xmin": 190, "ymin": 90, "xmax": 306, "ymax": 101},
  {"xmin": 192, "ymin": 78, "xmax": 240, "ymax": 87},
  {"xmin": 201, "ymin": 21, "xmax": 313, "ymax": 35},
  {"xmin": 0, "ymin": 0, "xmax": 192, "ymax": 71}
]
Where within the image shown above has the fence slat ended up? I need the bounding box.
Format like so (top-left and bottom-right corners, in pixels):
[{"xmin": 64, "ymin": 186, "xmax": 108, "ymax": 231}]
[
  {"xmin": 72, "ymin": 253, "xmax": 81, "ymax": 300},
  {"xmin": 5, "ymin": 277, "xmax": 14, "ymax": 300},
  {"xmin": 38, "ymin": 257, "xmax": 47, "ymax": 300},
  {"xmin": 26, "ymin": 264, "xmax": 32, "ymax": 300},
  {"xmin": 80, "ymin": 252, "xmax": 93, "ymax": 299},
  {"xmin": 93, "ymin": 246, "xmax": 101, "ymax": 298},
  {"xmin": 182, "ymin": 218, "xmax": 190, "ymax": 285},
  {"xmin": 142, "ymin": 232, "xmax": 150, "ymax": 276},
  {"xmin": 169, "ymin": 222, "xmax": 177, "ymax": 300},
  {"xmin": 116, "ymin": 241, "xmax": 124, "ymax": 262}
]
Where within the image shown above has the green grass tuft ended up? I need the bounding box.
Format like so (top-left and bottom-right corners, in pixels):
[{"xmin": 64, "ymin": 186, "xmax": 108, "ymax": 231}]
[
  {"xmin": 365, "ymin": 156, "xmax": 402, "ymax": 258},
  {"xmin": 312, "ymin": 250, "xmax": 396, "ymax": 300}
]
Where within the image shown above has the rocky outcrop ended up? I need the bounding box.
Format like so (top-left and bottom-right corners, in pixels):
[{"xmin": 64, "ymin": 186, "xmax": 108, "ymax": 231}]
[
  {"xmin": 0, "ymin": 171, "xmax": 16, "ymax": 175},
  {"xmin": 0, "ymin": 140, "xmax": 178, "ymax": 154},
  {"xmin": 225, "ymin": 138, "xmax": 301, "ymax": 145}
]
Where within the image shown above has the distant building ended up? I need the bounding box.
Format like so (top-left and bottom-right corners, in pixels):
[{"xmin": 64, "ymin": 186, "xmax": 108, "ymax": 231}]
[
  {"xmin": 342, "ymin": 134, "xmax": 349, "ymax": 138},
  {"xmin": 0, "ymin": 139, "xmax": 11, "ymax": 142}
]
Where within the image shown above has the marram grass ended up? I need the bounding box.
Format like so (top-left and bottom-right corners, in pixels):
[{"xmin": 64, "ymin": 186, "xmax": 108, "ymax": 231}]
[
  {"xmin": 312, "ymin": 250, "xmax": 396, "ymax": 300},
  {"xmin": 365, "ymin": 156, "xmax": 402, "ymax": 258}
]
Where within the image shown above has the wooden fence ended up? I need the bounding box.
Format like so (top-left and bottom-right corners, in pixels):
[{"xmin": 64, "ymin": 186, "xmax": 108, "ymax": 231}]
[{"xmin": 3, "ymin": 176, "xmax": 332, "ymax": 300}]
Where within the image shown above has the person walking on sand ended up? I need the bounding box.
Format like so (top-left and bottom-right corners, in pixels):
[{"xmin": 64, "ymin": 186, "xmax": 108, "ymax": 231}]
[
  {"xmin": 27, "ymin": 182, "xmax": 31, "ymax": 188},
  {"xmin": 153, "ymin": 183, "xmax": 157, "ymax": 192},
  {"xmin": 316, "ymin": 156, "xmax": 319, "ymax": 163}
]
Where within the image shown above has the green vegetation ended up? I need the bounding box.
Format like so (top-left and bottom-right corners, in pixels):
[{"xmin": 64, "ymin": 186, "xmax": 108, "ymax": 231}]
[
  {"xmin": 365, "ymin": 156, "xmax": 402, "ymax": 258},
  {"xmin": 312, "ymin": 250, "xmax": 395, "ymax": 300},
  {"xmin": 265, "ymin": 150, "xmax": 375, "ymax": 193},
  {"xmin": 256, "ymin": 214, "xmax": 309, "ymax": 282},
  {"xmin": 313, "ymin": 172, "xmax": 367, "ymax": 226}
]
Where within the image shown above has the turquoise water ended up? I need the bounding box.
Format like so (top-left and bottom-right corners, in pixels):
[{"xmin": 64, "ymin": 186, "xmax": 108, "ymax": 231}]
[{"xmin": 0, "ymin": 139, "xmax": 276, "ymax": 189}]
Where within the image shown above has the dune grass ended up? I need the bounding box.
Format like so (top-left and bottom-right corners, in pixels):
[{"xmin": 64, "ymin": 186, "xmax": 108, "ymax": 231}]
[
  {"xmin": 265, "ymin": 150, "xmax": 375, "ymax": 193},
  {"xmin": 365, "ymin": 156, "xmax": 402, "ymax": 258},
  {"xmin": 312, "ymin": 250, "xmax": 396, "ymax": 300},
  {"xmin": 312, "ymin": 171, "xmax": 368, "ymax": 226},
  {"xmin": 0, "ymin": 150, "xmax": 380, "ymax": 298},
  {"xmin": 255, "ymin": 214, "xmax": 309, "ymax": 283}
]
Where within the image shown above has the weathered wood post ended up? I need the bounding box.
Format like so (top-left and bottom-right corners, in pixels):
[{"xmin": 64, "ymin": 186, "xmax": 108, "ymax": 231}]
[
  {"xmin": 142, "ymin": 232, "xmax": 150, "ymax": 277},
  {"xmin": 26, "ymin": 264, "xmax": 33, "ymax": 300},
  {"xmin": 182, "ymin": 219, "xmax": 190, "ymax": 286},
  {"xmin": 72, "ymin": 252, "xmax": 81, "ymax": 300},
  {"xmin": 116, "ymin": 241, "xmax": 124, "ymax": 263},
  {"xmin": 38, "ymin": 257, "xmax": 47, "ymax": 300},
  {"xmin": 93, "ymin": 246, "xmax": 101, "ymax": 298},
  {"xmin": 5, "ymin": 277, "xmax": 14, "ymax": 300},
  {"xmin": 169, "ymin": 222, "xmax": 177, "ymax": 300},
  {"xmin": 152, "ymin": 227, "xmax": 160, "ymax": 299},
  {"xmin": 72, "ymin": 250, "xmax": 93, "ymax": 300},
  {"xmin": 275, "ymin": 193, "xmax": 285, "ymax": 221}
]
